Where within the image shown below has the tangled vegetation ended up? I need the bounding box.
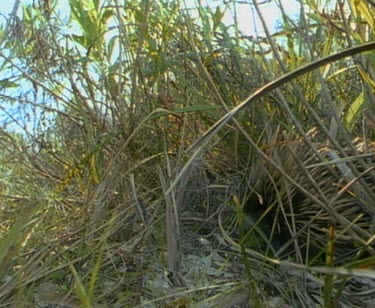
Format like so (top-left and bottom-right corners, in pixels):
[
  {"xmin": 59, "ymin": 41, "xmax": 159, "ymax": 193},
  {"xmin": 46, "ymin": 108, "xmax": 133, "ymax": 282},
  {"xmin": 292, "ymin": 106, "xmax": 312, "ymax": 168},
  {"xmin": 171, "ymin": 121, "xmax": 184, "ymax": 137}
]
[{"xmin": 1, "ymin": 0, "xmax": 375, "ymax": 307}]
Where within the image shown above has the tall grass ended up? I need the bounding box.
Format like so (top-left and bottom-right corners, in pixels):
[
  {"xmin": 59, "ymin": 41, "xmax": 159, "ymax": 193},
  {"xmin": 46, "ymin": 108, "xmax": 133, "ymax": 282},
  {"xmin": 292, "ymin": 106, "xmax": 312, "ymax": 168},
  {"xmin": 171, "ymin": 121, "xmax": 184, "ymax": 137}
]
[{"xmin": 0, "ymin": 0, "xmax": 375, "ymax": 306}]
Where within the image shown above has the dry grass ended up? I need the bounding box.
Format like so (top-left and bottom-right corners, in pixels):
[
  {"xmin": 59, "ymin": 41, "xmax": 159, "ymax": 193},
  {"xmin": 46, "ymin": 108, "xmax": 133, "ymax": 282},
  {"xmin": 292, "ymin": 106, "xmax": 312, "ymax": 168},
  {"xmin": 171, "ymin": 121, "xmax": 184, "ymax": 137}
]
[{"xmin": 1, "ymin": 0, "xmax": 375, "ymax": 307}]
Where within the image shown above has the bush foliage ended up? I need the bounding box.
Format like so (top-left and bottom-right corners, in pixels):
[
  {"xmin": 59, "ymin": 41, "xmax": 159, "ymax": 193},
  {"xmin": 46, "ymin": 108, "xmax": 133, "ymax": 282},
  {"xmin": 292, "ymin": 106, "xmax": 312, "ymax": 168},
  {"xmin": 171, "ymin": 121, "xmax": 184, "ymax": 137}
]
[{"xmin": 1, "ymin": 0, "xmax": 375, "ymax": 307}]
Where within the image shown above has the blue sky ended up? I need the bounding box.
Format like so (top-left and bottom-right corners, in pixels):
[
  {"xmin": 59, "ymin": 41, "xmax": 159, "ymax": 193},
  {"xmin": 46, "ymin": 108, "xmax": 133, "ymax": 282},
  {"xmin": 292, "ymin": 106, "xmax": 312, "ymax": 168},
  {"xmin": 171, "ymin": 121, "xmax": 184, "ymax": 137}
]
[
  {"xmin": 0, "ymin": 0, "xmax": 302, "ymax": 36},
  {"xmin": 0, "ymin": 1, "xmax": 15, "ymax": 21},
  {"xmin": 0, "ymin": 1, "xmax": 14, "ymax": 14},
  {"xmin": 0, "ymin": 0, "xmax": 304, "ymax": 133}
]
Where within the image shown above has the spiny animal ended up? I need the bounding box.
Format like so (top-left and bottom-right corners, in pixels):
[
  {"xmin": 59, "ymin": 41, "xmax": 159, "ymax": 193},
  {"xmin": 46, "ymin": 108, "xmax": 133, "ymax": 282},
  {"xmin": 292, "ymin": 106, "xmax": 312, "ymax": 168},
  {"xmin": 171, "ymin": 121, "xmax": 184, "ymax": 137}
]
[{"xmin": 244, "ymin": 133, "xmax": 375, "ymax": 263}]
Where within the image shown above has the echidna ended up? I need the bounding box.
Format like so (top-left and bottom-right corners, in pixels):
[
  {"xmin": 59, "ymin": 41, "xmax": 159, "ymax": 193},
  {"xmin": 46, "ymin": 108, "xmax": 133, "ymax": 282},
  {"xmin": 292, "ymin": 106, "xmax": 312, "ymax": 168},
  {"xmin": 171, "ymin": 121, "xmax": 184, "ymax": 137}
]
[{"xmin": 243, "ymin": 133, "xmax": 375, "ymax": 263}]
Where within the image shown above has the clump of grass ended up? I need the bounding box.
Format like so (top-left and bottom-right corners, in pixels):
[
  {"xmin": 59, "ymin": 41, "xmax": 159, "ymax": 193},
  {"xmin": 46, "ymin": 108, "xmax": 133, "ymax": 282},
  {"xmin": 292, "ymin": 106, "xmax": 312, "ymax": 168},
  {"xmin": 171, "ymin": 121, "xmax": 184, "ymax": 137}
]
[{"xmin": 1, "ymin": 0, "xmax": 375, "ymax": 307}]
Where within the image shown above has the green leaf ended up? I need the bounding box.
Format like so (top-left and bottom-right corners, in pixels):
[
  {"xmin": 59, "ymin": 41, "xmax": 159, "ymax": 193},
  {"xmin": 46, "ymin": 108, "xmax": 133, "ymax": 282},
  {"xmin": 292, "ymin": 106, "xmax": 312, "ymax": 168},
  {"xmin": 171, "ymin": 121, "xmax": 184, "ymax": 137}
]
[
  {"xmin": 350, "ymin": 0, "xmax": 375, "ymax": 28},
  {"xmin": 71, "ymin": 34, "xmax": 91, "ymax": 47},
  {"xmin": 307, "ymin": 13, "xmax": 323, "ymax": 23},
  {"xmin": 107, "ymin": 35, "xmax": 118, "ymax": 60},
  {"xmin": 0, "ymin": 204, "xmax": 40, "ymax": 277},
  {"xmin": 101, "ymin": 9, "xmax": 114, "ymax": 24},
  {"xmin": 48, "ymin": 270, "xmax": 67, "ymax": 281},
  {"xmin": 344, "ymin": 91, "xmax": 365, "ymax": 130},
  {"xmin": 69, "ymin": 262, "xmax": 92, "ymax": 308},
  {"xmin": 93, "ymin": 0, "xmax": 100, "ymax": 11},
  {"xmin": 212, "ymin": 6, "xmax": 225, "ymax": 32},
  {"xmin": 69, "ymin": 0, "xmax": 101, "ymax": 47},
  {"xmin": 0, "ymin": 79, "xmax": 18, "ymax": 89}
]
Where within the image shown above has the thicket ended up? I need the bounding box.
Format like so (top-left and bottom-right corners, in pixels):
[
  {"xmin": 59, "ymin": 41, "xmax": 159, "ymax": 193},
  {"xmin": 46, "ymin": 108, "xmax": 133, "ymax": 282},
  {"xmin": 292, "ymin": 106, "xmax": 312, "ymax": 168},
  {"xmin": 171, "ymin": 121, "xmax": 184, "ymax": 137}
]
[{"xmin": 0, "ymin": 0, "xmax": 375, "ymax": 307}]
